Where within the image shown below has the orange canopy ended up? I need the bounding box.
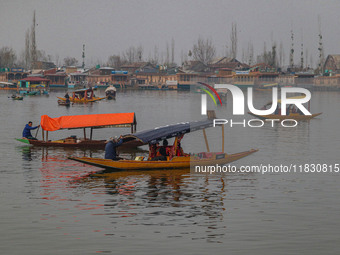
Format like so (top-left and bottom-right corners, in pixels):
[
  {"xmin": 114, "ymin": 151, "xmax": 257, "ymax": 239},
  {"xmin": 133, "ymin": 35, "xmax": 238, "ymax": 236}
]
[{"xmin": 40, "ymin": 113, "xmax": 136, "ymax": 131}]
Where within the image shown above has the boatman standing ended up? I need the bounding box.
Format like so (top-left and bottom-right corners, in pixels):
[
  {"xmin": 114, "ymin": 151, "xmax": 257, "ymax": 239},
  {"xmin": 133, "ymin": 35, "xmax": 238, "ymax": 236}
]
[
  {"xmin": 105, "ymin": 136, "xmax": 123, "ymax": 160},
  {"xmin": 22, "ymin": 121, "xmax": 40, "ymax": 140}
]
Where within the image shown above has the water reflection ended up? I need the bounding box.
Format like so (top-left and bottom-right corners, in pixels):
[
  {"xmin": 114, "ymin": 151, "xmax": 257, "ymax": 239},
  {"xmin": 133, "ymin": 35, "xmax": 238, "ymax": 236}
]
[{"xmin": 71, "ymin": 169, "xmax": 256, "ymax": 243}]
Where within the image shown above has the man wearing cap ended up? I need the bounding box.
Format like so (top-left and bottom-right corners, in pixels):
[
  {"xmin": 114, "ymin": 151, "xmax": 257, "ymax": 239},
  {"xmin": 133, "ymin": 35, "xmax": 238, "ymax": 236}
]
[
  {"xmin": 105, "ymin": 135, "xmax": 123, "ymax": 160},
  {"xmin": 22, "ymin": 121, "xmax": 40, "ymax": 140}
]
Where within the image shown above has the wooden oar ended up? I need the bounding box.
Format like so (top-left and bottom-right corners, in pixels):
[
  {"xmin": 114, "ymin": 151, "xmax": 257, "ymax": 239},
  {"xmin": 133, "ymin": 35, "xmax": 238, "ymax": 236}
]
[{"xmin": 35, "ymin": 125, "xmax": 40, "ymax": 139}]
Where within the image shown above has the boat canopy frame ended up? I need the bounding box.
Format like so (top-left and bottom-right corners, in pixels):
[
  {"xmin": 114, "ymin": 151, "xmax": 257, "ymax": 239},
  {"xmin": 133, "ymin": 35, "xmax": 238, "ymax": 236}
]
[{"xmin": 39, "ymin": 113, "xmax": 137, "ymax": 142}]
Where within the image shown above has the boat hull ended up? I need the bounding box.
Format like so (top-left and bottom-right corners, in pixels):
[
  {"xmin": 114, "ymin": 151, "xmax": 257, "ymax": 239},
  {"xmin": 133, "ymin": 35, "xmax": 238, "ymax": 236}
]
[
  {"xmin": 16, "ymin": 138, "xmax": 140, "ymax": 149},
  {"xmin": 69, "ymin": 149, "xmax": 258, "ymax": 171},
  {"xmin": 57, "ymin": 96, "xmax": 106, "ymax": 103},
  {"xmin": 17, "ymin": 138, "xmax": 107, "ymax": 148},
  {"xmin": 248, "ymin": 112, "xmax": 322, "ymax": 121}
]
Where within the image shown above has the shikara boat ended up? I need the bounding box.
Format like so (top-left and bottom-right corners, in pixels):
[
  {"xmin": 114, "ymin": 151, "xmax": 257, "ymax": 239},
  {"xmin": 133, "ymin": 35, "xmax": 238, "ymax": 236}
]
[
  {"xmin": 70, "ymin": 116, "xmax": 258, "ymax": 171},
  {"xmin": 57, "ymin": 88, "xmax": 106, "ymax": 103},
  {"xmin": 11, "ymin": 95, "xmax": 24, "ymax": 100},
  {"xmin": 57, "ymin": 99, "xmax": 70, "ymax": 106},
  {"xmin": 255, "ymin": 83, "xmax": 278, "ymax": 92},
  {"xmin": 16, "ymin": 112, "xmax": 137, "ymax": 149},
  {"xmin": 105, "ymin": 86, "xmax": 116, "ymax": 100},
  {"xmin": 0, "ymin": 81, "xmax": 17, "ymax": 90},
  {"xmin": 248, "ymin": 95, "xmax": 322, "ymax": 121}
]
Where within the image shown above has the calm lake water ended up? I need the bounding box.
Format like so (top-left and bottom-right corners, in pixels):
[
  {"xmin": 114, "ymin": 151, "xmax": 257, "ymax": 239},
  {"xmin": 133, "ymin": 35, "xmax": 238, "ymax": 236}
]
[{"xmin": 0, "ymin": 88, "xmax": 339, "ymax": 254}]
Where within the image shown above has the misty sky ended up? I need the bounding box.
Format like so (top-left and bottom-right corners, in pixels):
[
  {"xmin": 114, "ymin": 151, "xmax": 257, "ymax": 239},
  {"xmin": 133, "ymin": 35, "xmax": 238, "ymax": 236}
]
[{"xmin": 1, "ymin": 0, "xmax": 339, "ymax": 67}]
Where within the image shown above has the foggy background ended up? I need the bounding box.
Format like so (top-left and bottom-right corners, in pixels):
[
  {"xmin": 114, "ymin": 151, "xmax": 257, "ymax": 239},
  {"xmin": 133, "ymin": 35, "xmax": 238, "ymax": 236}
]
[{"xmin": 0, "ymin": 0, "xmax": 339, "ymax": 67}]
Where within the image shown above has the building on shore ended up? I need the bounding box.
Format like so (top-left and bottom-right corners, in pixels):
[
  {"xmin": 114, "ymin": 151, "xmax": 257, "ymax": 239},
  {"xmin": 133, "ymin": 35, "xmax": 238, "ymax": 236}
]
[
  {"xmin": 44, "ymin": 68, "xmax": 68, "ymax": 88},
  {"xmin": 0, "ymin": 68, "xmax": 29, "ymax": 84}
]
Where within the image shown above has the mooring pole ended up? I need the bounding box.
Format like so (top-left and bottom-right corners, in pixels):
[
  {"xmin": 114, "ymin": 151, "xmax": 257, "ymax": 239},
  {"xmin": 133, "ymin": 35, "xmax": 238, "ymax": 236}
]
[
  {"xmin": 202, "ymin": 129, "xmax": 210, "ymax": 152},
  {"xmin": 222, "ymin": 125, "xmax": 225, "ymax": 153}
]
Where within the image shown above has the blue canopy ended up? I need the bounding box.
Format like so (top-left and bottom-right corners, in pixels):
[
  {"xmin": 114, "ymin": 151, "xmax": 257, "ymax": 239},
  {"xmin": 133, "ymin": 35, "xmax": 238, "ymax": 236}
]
[{"xmin": 122, "ymin": 119, "xmax": 214, "ymax": 145}]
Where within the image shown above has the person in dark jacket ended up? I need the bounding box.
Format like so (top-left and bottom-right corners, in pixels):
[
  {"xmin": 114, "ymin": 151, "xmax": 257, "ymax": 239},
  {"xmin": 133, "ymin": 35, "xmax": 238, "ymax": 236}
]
[
  {"xmin": 151, "ymin": 139, "xmax": 169, "ymax": 161},
  {"xmin": 22, "ymin": 121, "xmax": 40, "ymax": 140},
  {"xmin": 104, "ymin": 136, "xmax": 123, "ymax": 160}
]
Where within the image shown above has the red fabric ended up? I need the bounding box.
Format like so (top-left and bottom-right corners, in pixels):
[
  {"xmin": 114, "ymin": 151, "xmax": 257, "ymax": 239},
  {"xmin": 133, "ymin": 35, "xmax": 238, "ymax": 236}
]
[{"xmin": 40, "ymin": 113, "xmax": 135, "ymax": 131}]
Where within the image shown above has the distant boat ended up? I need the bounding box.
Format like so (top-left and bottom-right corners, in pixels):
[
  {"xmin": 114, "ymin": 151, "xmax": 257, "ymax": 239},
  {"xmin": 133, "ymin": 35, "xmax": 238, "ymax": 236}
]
[
  {"xmin": 57, "ymin": 99, "xmax": 70, "ymax": 106},
  {"xmin": 57, "ymin": 88, "xmax": 106, "ymax": 103},
  {"xmin": 248, "ymin": 95, "xmax": 322, "ymax": 121},
  {"xmin": 11, "ymin": 95, "xmax": 23, "ymax": 100},
  {"xmin": 105, "ymin": 85, "xmax": 116, "ymax": 100},
  {"xmin": 255, "ymin": 83, "xmax": 278, "ymax": 92},
  {"xmin": 0, "ymin": 81, "xmax": 17, "ymax": 90}
]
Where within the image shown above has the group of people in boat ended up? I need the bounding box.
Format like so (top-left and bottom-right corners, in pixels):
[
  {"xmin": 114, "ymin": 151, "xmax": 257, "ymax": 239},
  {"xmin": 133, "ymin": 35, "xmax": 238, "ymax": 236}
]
[
  {"xmin": 64, "ymin": 87, "xmax": 96, "ymax": 102},
  {"xmin": 103, "ymin": 135, "xmax": 186, "ymax": 161},
  {"xmin": 148, "ymin": 138, "xmax": 185, "ymax": 161}
]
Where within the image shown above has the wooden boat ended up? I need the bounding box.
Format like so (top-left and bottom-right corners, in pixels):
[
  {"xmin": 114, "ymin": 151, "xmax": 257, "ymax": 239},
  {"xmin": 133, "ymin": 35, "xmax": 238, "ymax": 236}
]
[
  {"xmin": 16, "ymin": 112, "xmax": 137, "ymax": 149},
  {"xmin": 255, "ymin": 83, "xmax": 278, "ymax": 92},
  {"xmin": 69, "ymin": 116, "xmax": 258, "ymax": 171},
  {"xmin": 105, "ymin": 86, "xmax": 116, "ymax": 100},
  {"xmin": 11, "ymin": 95, "xmax": 24, "ymax": 100},
  {"xmin": 71, "ymin": 150, "xmax": 258, "ymax": 171},
  {"xmin": 0, "ymin": 81, "xmax": 17, "ymax": 90},
  {"xmin": 249, "ymin": 95, "xmax": 322, "ymax": 121},
  {"xmin": 57, "ymin": 88, "xmax": 105, "ymax": 103},
  {"xmin": 248, "ymin": 112, "xmax": 322, "ymax": 121},
  {"xmin": 57, "ymin": 99, "xmax": 70, "ymax": 106}
]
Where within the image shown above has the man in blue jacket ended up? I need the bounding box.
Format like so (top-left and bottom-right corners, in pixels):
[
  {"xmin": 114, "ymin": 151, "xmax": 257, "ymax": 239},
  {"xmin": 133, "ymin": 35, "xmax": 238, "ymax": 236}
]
[
  {"xmin": 22, "ymin": 121, "xmax": 40, "ymax": 140},
  {"xmin": 105, "ymin": 136, "xmax": 123, "ymax": 160}
]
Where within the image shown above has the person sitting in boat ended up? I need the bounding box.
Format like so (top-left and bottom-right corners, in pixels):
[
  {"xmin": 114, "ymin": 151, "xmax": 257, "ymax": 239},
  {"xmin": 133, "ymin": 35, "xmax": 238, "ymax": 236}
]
[
  {"xmin": 22, "ymin": 121, "xmax": 40, "ymax": 140},
  {"xmin": 151, "ymin": 139, "xmax": 169, "ymax": 161},
  {"xmin": 148, "ymin": 141, "xmax": 159, "ymax": 160},
  {"xmin": 105, "ymin": 136, "xmax": 123, "ymax": 160}
]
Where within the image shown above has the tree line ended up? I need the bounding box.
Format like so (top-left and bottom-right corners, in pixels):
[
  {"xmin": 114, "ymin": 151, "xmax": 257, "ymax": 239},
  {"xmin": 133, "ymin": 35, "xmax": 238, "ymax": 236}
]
[{"xmin": 0, "ymin": 13, "xmax": 321, "ymax": 71}]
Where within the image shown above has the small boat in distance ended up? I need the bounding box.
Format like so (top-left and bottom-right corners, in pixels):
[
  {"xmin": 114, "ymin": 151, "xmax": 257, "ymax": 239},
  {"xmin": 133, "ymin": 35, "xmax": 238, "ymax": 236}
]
[
  {"xmin": 69, "ymin": 113, "xmax": 258, "ymax": 171},
  {"xmin": 248, "ymin": 95, "xmax": 322, "ymax": 121},
  {"xmin": 255, "ymin": 83, "xmax": 278, "ymax": 92},
  {"xmin": 0, "ymin": 81, "xmax": 17, "ymax": 90},
  {"xmin": 57, "ymin": 99, "xmax": 70, "ymax": 106},
  {"xmin": 16, "ymin": 113, "xmax": 137, "ymax": 149},
  {"xmin": 57, "ymin": 88, "xmax": 106, "ymax": 103},
  {"xmin": 11, "ymin": 94, "xmax": 23, "ymax": 100},
  {"xmin": 105, "ymin": 85, "xmax": 116, "ymax": 100}
]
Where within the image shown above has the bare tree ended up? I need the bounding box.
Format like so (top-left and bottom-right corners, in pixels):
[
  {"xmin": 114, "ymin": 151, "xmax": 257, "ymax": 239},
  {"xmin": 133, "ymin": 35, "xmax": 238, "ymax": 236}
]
[
  {"xmin": 192, "ymin": 37, "xmax": 216, "ymax": 64},
  {"xmin": 166, "ymin": 42, "xmax": 170, "ymax": 64},
  {"xmin": 107, "ymin": 55, "xmax": 123, "ymax": 68},
  {"xmin": 63, "ymin": 57, "xmax": 78, "ymax": 66},
  {"xmin": 25, "ymin": 29, "xmax": 30, "ymax": 69},
  {"xmin": 0, "ymin": 47, "xmax": 17, "ymax": 68},
  {"xmin": 171, "ymin": 38, "xmax": 175, "ymax": 64},
  {"xmin": 122, "ymin": 45, "xmax": 144, "ymax": 64},
  {"xmin": 55, "ymin": 54, "xmax": 60, "ymax": 67},
  {"xmin": 230, "ymin": 23, "xmax": 238, "ymax": 59},
  {"xmin": 148, "ymin": 45, "xmax": 159, "ymax": 65},
  {"xmin": 248, "ymin": 41, "xmax": 254, "ymax": 66},
  {"xmin": 137, "ymin": 45, "xmax": 143, "ymax": 61},
  {"xmin": 30, "ymin": 10, "xmax": 37, "ymax": 69},
  {"xmin": 279, "ymin": 41, "xmax": 285, "ymax": 68}
]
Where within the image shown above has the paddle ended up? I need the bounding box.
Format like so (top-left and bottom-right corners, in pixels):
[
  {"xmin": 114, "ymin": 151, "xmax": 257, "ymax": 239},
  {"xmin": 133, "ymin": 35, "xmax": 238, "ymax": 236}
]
[{"xmin": 35, "ymin": 125, "xmax": 40, "ymax": 139}]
